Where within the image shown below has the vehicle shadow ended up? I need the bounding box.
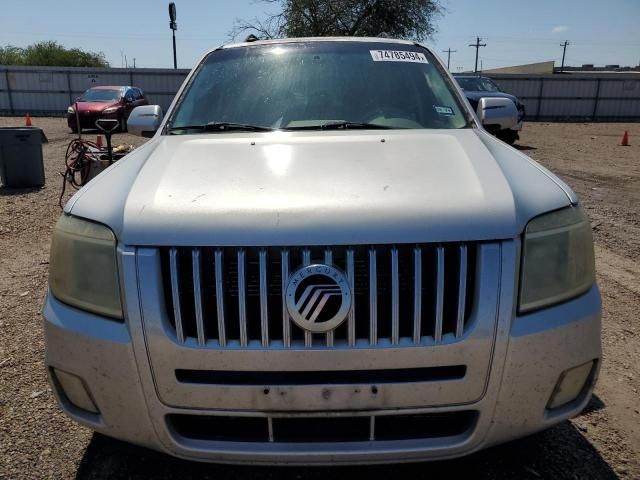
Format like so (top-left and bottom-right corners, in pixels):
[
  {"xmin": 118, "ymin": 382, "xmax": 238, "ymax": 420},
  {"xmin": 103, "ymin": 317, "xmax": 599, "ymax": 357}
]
[
  {"xmin": 514, "ymin": 144, "xmax": 537, "ymax": 151},
  {"xmin": 75, "ymin": 403, "xmax": 617, "ymax": 480}
]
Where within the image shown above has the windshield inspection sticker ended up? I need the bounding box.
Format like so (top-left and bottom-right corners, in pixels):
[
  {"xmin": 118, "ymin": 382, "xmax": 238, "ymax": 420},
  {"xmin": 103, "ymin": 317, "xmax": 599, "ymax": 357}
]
[
  {"xmin": 434, "ymin": 105, "xmax": 455, "ymax": 116},
  {"xmin": 370, "ymin": 50, "xmax": 428, "ymax": 63}
]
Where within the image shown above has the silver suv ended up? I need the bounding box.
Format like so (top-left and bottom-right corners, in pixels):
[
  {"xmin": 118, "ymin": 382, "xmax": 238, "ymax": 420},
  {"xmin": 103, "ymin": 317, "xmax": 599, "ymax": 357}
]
[{"xmin": 44, "ymin": 38, "xmax": 601, "ymax": 465}]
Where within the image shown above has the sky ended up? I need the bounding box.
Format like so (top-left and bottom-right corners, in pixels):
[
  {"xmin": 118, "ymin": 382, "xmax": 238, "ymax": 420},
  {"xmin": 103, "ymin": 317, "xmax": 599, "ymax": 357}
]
[{"xmin": 1, "ymin": 0, "xmax": 639, "ymax": 71}]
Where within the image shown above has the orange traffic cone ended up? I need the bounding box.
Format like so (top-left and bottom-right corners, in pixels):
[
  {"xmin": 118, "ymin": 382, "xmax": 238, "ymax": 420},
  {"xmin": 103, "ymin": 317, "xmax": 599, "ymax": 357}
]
[
  {"xmin": 621, "ymin": 130, "xmax": 630, "ymax": 146},
  {"xmin": 25, "ymin": 113, "xmax": 32, "ymax": 127},
  {"xmin": 96, "ymin": 135, "xmax": 103, "ymax": 148}
]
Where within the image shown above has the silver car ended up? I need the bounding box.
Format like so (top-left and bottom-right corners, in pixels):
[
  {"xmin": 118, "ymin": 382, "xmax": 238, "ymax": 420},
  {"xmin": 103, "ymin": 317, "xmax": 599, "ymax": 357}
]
[{"xmin": 43, "ymin": 37, "xmax": 601, "ymax": 465}]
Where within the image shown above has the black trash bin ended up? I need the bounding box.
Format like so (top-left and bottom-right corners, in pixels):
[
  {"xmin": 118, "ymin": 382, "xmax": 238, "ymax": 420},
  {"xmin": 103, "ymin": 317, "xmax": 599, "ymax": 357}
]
[{"xmin": 0, "ymin": 127, "xmax": 48, "ymax": 188}]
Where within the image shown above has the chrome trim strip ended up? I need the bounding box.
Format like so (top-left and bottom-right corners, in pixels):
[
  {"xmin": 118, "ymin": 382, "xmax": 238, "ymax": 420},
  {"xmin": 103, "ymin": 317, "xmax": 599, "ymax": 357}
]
[
  {"xmin": 369, "ymin": 416, "xmax": 375, "ymax": 441},
  {"xmin": 259, "ymin": 249, "xmax": 269, "ymax": 347},
  {"xmin": 302, "ymin": 249, "xmax": 312, "ymax": 347},
  {"xmin": 369, "ymin": 248, "xmax": 377, "ymax": 345},
  {"xmin": 237, "ymin": 249, "xmax": 248, "ymax": 347},
  {"xmin": 214, "ymin": 250, "xmax": 226, "ymax": 347},
  {"xmin": 325, "ymin": 249, "xmax": 334, "ymax": 347},
  {"xmin": 346, "ymin": 249, "xmax": 356, "ymax": 346},
  {"xmin": 391, "ymin": 248, "xmax": 400, "ymax": 345},
  {"xmin": 267, "ymin": 417, "xmax": 274, "ymax": 443},
  {"xmin": 434, "ymin": 246, "xmax": 445, "ymax": 343},
  {"xmin": 281, "ymin": 250, "xmax": 291, "ymax": 348},
  {"xmin": 169, "ymin": 248, "xmax": 184, "ymax": 343},
  {"xmin": 413, "ymin": 247, "xmax": 422, "ymax": 344},
  {"xmin": 456, "ymin": 245, "xmax": 468, "ymax": 338},
  {"xmin": 192, "ymin": 249, "xmax": 205, "ymax": 346}
]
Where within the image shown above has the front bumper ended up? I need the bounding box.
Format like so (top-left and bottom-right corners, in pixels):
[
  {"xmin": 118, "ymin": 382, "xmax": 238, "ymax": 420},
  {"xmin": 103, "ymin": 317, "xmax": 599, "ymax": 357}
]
[{"xmin": 42, "ymin": 247, "xmax": 602, "ymax": 465}]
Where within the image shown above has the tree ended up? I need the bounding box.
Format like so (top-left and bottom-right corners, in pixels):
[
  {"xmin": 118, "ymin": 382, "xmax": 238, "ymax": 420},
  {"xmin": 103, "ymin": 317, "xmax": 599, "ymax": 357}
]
[
  {"xmin": 0, "ymin": 41, "xmax": 109, "ymax": 67},
  {"xmin": 231, "ymin": 0, "xmax": 443, "ymax": 41}
]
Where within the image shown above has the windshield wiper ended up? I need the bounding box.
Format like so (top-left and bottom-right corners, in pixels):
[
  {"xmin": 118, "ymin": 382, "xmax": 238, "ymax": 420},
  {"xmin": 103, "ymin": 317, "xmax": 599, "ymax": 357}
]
[
  {"xmin": 168, "ymin": 122, "xmax": 275, "ymax": 134},
  {"xmin": 285, "ymin": 121, "xmax": 395, "ymax": 131}
]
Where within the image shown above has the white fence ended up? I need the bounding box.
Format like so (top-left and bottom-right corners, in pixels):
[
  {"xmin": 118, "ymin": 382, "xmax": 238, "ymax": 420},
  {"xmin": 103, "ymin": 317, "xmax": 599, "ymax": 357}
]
[
  {"xmin": 489, "ymin": 73, "xmax": 640, "ymax": 121},
  {"xmin": 0, "ymin": 66, "xmax": 189, "ymax": 116},
  {"xmin": 1, "ymin": 65, "xmax": 640, "ymax": 121}
]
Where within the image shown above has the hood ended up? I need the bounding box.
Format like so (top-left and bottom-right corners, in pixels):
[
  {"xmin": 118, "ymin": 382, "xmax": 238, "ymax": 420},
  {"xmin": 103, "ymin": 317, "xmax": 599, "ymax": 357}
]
[
  {"xmin": 68, "ymin": 129, "xmax": 574, "ymax": 246},
  {"xmin": 74, "ymin": 101, "xmax": 121, "ymax": 113},
  {"xmin": 463, "ymin": 90, "xmax": 520, "ymax": 105}
]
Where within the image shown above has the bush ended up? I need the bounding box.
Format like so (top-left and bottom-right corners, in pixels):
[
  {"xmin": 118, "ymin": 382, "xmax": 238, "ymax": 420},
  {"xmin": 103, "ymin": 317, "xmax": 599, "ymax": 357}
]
[{"xmin": 0, "ymin": 41, "xmax": 109, "ymax": 67}]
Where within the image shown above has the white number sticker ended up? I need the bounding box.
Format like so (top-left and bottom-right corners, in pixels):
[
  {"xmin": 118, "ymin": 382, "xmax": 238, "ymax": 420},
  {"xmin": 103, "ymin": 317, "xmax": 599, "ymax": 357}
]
[{"xmin": 370, "ymin": 50, "xmax": 429, "ymax": 63}]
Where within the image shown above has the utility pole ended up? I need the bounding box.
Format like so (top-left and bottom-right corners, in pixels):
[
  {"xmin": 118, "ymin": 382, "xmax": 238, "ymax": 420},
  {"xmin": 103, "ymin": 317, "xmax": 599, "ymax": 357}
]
[
  {"xmin": 133, "ymin": 58, "xmax": 136, "ymax": 69},
  {"xmin": 560, "ymin": 40, "xmax": 570, "ymax": 73},
  {"xmin": 469, "ymin": 36, "xmax": 486, "ymax": 73},
  {"xmin": 442, "ymin": 48, "xmax": 457, "ymax": 70},
  {"xmin": 169, "ymin": 2, "xmax": 178, "ymax": 69}
]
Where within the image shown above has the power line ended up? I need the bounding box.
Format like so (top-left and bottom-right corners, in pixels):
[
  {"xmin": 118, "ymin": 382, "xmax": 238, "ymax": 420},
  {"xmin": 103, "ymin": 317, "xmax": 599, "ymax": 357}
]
[
  {"xmin": 442, "ymin": 48, "xmax": 457, "ymax": 70},
  {"xmin": 560, "ymin": 40, "xmax": 570, "ymax": 72},
  {"xmin": 468, "ymin": 36, "xmax": 487, "ymax": 73}
]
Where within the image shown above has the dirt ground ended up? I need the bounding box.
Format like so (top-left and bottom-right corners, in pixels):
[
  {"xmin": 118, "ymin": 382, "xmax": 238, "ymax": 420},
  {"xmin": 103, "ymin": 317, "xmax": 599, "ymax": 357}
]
[{"xmin": 1, "ymin": 118, "xmax": 639, "ymax": 479}]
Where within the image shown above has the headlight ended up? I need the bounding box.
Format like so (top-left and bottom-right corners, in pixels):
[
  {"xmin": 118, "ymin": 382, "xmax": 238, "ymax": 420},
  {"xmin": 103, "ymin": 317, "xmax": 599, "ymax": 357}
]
[
  {"xmin": 67, "ymin": 106, "xmax": 75, "ymax": 114},
  {"xmin": 49, "ymin": 215, "xmax": 122, "ymax": 319},
  {"xmin": 519, "ymin": 206, "xmax": 595, "ymax": 313},
  {"xmin": 102, "ymin": 107, "xmax": 119, "ymax": 114}
]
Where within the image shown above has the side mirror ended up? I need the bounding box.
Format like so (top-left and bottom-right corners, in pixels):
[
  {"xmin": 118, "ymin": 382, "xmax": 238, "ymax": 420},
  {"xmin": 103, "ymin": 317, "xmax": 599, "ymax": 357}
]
[
  {"xmin": 476, "ymin": 97, "xmax": 518, "ymax": 132},
  {"xmin": 127, "ymin": 105, "xmax": 164, "ymax": 138}
]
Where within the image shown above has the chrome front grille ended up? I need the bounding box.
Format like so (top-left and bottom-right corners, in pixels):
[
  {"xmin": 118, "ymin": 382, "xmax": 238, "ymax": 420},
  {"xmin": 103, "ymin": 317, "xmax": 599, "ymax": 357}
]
[{"xmin": 160, "ymin": 244, "xmax": 477, "ymax": 349}]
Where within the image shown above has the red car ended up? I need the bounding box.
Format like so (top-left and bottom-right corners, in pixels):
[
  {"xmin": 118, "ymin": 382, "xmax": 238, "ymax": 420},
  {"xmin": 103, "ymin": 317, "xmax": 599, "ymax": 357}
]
[{"xmin": 67, "ymin": 86, "xmax": 149, "ymax": 133}]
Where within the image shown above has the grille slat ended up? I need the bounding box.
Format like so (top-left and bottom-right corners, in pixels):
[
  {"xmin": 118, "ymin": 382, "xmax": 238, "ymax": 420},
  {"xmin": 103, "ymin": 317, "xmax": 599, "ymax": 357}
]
[
  {"xmin": 281, "ymin": 250, "xmax": 291, "ymax": 347},
  {"xmin": 259, "ymin": 250, "xmax": 269, "ymax": 347},
  {"xmin": 434, "ymin": 246, "xmax": 445, "ymax": 343},
  {"xmin": 169, "ymin": 248, "xmax": 185, "ymax": 343},
  {"xmin": 324, "ymin": 249, "xmax": 334, "ymax": 347},
  {"xmin": 192, "ymin": 249, "xmax": 206, "ymax": 346},
  {"xmin": 391, "ymin": 248, "xmax": 400, "ymax": 345},
  {"xmin": 237, "ymin": 250, "xmax": 248, "ymax": 347},
  {"xmin": 214, "ymin": 250, "xmax": 226, "ymax": 347},
  {"xmin": 456, "ymin": 245, "xmax": 468, "ymax": 338},
  {"xmin": 412, "ymin": 248, "xmax": 422, "ymax": 344},
  {"xmin": 162, "ymin": 244, "xmax": 477, "ymax": 349},
  {"xmin": 369, "ymin": 249, "xmax": 378, "ymax": 346},
  {"xmin": 302, "ymin": 249, "xmax": 312, "ymax": 347},
  {"xmin": 346, "ymin": 249, "xmax": 356, "ymax": 346}
]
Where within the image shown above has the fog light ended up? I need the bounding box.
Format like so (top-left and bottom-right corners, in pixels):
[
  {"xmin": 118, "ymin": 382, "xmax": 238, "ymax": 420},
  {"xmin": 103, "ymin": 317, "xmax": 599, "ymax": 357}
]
[
  {"xmin": 52, "ymin": 369, "xmax": 99, "ymax": 414},
  {"xmin": 547, "ymin": 361, "xmax": 595, "ymax": 409}
]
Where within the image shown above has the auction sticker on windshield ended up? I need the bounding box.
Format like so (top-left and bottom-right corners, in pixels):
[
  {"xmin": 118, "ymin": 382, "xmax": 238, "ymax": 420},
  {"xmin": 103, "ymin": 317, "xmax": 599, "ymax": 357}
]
[{"xmin": 370, "ymin": 50, "xmax": 428, "ymax": 63}]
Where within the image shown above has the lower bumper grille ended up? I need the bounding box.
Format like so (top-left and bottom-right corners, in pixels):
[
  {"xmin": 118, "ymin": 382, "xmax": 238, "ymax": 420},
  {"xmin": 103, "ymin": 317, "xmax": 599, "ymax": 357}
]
[
  {"xmin": 167, "ymin": 411, "xmax": 477, "ymax": 443},
  {"xmin": 160, "ymin": 243, "xmax": 477, "ymax": 349},
  {"xmin": 175, "ymin": 366, "xmax": 466, "ymax": 386}
]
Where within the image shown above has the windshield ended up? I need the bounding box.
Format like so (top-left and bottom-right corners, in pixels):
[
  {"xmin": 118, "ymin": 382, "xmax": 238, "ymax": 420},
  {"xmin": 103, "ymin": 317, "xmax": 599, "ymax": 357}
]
[
  {"xmin": 79, "ymin": 89, "xmax": 121, "ymax": 102},
  {"xmin": 455, "ymin": 77, "xmax": 500, "ymax": 93},
  {"xmin": 169, "ymin": 42, "xmax": 468, "ymax": 132}
]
